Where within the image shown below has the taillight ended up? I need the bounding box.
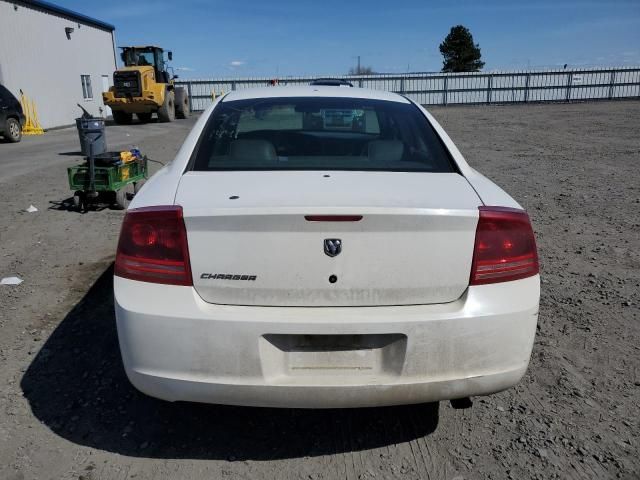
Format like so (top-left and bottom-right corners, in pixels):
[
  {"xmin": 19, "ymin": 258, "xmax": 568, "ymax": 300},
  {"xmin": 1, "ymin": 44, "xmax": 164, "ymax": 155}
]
[
  {"xmin": 470, "ymin": 206, "xmax": 539, "ymax": 285},
  {"xmin": 115, "ymin": 205, "xmax": 193, "ymax": 286}
]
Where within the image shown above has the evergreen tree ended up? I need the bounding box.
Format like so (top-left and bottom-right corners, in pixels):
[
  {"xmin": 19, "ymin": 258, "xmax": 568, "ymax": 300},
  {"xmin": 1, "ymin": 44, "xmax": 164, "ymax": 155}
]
[{"xmin": 439, "ymin": 25, "xmax": 485, "ymax": 72}]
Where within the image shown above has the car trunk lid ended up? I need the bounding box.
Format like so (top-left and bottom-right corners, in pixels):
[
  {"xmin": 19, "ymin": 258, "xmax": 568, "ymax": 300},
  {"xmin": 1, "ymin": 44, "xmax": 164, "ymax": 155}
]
[{"xmin": 175, "ymin": 171, "xmax": 481, "ymax": 306}]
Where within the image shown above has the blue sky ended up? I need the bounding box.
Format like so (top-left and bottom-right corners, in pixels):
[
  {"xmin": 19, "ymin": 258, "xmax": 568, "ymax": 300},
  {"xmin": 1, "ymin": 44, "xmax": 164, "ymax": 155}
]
[{"xmin": 59, "ymin": 0, "xmax": 640, "ymax": 77}]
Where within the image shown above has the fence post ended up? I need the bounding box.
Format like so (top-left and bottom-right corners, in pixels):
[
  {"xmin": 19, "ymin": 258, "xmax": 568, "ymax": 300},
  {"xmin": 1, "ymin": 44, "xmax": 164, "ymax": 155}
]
[
  {"xmin": 358, "ymin": 77, "xmax": 363, "ymax": 88},
  {"xmin": 400, "ymin": 76, "xmax": 405, "ymax": 94},
  {"xmin": 565, "ymin": 72, "xmax": 573, "ymax": 103},
  {"xmin": 487, "ymin": 74, "xmax": 493, "ymax": 104},
  {"xmin": 186, "ymin": 82, "xmax": 193, "ymax": 112},
  {"xmin": 442, "ymin": 76, "xmax": 448, "ymax": 106},
  {"xmin": 608, "ymin": 70, "xmax": 616, "ymax": 99},
  {"xmin": 524, "ymin": 73, "xmax": 531, "ymax": 103},
  {"xmin": 232, "ymin": 81, "xmax": 237, "ymax": 91}
]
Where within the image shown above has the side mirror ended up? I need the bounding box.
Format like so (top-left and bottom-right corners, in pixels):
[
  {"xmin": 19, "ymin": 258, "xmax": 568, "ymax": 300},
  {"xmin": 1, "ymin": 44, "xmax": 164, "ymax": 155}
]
[
  {"xmin": 173, "ymin": 74, "xmax": 179, "ymax": 79},
  {"xmin": 120, "ymin": 52, "xmax": 126, "ymax": 63},
  {"xmin": 168, "ymin": 51, "xmax": 173, "ymax": 61}
]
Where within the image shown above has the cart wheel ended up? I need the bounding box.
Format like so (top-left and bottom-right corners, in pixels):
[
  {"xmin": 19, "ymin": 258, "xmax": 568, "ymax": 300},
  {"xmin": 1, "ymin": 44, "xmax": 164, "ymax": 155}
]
[
  {"xmin": 72, "ymin": 191, "xmax": 84, "ymax": 212},
  {"xmin": 134, "ymin": 180, "xmax": 145, "ymax": 194},
  {"xmin": 115, "ymin": 184, "xmax": 134, "ymax": 210}
]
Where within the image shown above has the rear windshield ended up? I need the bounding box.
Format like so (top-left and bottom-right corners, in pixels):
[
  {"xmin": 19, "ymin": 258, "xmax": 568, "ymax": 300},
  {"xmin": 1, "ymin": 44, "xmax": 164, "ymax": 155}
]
[{"xmin": 191, "ymin": 97, "xmax": 456, "ymax": 172}]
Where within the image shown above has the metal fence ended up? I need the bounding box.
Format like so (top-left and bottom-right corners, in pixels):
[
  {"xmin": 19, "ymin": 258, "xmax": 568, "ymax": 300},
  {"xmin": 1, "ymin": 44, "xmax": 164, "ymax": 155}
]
[{"xmin": 176, "ymin": 67, "xmax": 640, "ymax": 112}]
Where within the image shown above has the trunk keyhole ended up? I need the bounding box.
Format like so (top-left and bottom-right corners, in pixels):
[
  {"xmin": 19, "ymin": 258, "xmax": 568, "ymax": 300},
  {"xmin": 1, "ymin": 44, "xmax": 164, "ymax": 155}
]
[{"xmin": 329, "ymin": 275, "xmax": 337, "ymax": 284}]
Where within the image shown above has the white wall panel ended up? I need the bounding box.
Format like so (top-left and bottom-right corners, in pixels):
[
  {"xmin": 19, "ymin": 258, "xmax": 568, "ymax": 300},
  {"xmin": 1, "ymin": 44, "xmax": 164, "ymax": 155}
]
[{"xmin": 0, "ymin": 0, "xmax": 116, "ymax": 128}]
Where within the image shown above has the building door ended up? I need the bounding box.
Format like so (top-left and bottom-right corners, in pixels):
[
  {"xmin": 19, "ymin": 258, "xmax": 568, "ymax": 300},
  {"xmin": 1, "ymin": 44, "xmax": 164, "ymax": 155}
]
[{"xmin": 101, "ymin": 75, "xmax": 111, "ymax": 117}]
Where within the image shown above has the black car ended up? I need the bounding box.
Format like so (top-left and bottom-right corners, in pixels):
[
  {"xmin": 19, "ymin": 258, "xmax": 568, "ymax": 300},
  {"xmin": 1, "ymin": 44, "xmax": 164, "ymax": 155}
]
[{"xmin": 0, "ymin": 84, "xmax": 25, "ymax": 143}]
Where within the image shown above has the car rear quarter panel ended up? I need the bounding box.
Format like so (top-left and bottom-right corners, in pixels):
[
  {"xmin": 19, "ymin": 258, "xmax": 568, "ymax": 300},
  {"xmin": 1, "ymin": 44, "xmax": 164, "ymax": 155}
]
[
  {"xmin": 414, "ymin": 103, "xmax": 521, "ymax": 209},
  {"xmin": 128, "ymin": 96, "xmax": 225, "ymax": 209}
]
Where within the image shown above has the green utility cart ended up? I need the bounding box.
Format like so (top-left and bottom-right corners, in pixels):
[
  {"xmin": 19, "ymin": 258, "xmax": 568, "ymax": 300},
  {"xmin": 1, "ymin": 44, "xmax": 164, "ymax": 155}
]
[{"xmin": 67, "ymin": 153, "xmax": 147, "ymax": 212}]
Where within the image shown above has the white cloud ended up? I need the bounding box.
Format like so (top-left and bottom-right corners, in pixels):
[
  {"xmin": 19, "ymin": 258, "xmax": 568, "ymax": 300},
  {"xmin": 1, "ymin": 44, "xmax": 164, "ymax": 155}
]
[
  {"xmin": 175, "ymin": 67, "xmax": 194, "ymax": 72},
  {"xmin": 230, "ymin": 61, "xmax": 245, "ymax": 67}
]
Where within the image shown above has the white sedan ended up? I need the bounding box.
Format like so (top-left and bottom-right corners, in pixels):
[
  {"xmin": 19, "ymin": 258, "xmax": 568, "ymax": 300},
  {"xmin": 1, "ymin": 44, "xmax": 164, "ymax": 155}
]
[{"xmin": 114, "ymin": 85, "xmax": 540, "ymax": 408}]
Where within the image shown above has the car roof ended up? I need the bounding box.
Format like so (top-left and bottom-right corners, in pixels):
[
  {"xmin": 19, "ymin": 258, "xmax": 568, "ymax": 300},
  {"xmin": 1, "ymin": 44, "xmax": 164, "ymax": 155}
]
[{"xmin": 221, "ymin": 86, "xmax": 410, "ymax": 103}]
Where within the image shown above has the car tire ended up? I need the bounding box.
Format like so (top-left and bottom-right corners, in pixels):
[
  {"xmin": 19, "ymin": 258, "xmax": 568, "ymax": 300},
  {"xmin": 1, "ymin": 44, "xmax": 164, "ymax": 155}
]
[
  {"xmin": 157, "ymin": 90, "xmax": 175, "ymax": 123},
  {"xmin": 5, "ymin": 117, "xmax": 22, "ymax": 143},
  {"xmin": 137, "ymin": 112, "xmax": 153, "ymax": 123},
  {"xmin": 112, "ymin": 111, "xmax": 133, "ymax": 125},
  {"xmin": 175, "ymin": 88, "xmax": 190, "ymax": 119}
]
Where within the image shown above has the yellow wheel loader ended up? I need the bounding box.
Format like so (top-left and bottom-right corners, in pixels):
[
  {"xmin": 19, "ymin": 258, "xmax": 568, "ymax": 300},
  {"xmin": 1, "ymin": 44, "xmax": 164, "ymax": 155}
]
[{"xmin": 102, "ymin": 46, "xmax": 190, "ymax": 124}]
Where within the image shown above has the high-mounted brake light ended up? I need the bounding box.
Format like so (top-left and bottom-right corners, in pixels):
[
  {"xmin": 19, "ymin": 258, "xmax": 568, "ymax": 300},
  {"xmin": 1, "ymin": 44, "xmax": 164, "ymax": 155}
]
[
  {"xmin": 115, "ymin": 206, "xmax": 193, "ymax": 286},
  {"xmin": 470, "ymin": 206, "xmax": 539, "ymax": 285},
  {"xmin": 305, "ymin": 215, "xmax": 363, "ymax": 222}
]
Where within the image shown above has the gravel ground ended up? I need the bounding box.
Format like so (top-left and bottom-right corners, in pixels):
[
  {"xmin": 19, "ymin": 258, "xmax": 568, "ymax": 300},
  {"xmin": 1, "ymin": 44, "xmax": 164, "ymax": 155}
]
[{"xmin": 0, "ymin": 101, "xmax": 638, "ymax": 480}]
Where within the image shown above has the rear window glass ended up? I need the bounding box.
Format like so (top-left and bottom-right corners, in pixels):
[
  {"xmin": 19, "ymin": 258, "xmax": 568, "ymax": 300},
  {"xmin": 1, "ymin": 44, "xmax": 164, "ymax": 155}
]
[{"xmin": 191, "ymin": 97, "xmax": 455, "ymax": 172}]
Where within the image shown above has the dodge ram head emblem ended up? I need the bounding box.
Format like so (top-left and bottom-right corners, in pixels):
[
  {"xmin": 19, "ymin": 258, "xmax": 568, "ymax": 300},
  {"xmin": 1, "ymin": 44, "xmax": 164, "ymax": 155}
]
[{"xmin": 324, "ymin": 239, "xmax": 342, "ymax": 257}]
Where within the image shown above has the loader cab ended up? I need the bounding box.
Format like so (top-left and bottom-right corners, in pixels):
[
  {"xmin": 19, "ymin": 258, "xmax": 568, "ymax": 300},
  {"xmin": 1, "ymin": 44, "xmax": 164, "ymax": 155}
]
[{"xmin": 120, "ymin": 46, "xmax": 171, "ymax": 84}]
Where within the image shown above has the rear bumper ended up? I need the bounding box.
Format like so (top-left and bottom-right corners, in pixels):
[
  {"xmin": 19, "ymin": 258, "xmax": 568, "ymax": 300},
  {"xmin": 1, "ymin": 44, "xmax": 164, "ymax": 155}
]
[{"xmin": 114, "ymin": 275, "xmax": 540, "ymax": 408}]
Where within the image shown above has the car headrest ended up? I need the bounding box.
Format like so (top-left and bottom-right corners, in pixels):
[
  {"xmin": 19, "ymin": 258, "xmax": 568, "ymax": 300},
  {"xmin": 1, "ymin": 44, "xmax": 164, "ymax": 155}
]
[
  {"xmin": 368, "ymin": 140, "xmax": 404, "ymax": 162},
  {"xmin": 229, "ymin": 139, "xmax": 277, "ymax": 162}
]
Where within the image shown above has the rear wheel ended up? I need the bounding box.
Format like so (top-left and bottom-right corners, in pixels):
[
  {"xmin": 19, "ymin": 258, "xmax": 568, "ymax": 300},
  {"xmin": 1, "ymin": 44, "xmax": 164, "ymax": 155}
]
[
  {"xmin": 157, "ymin": 90, "xmax": 175, "ymax": 123},
  {"xmin": 136, "ymin": 112, "xmax": 152, "ymax": 123},
  {"xmin": 5, "ymin": 117, "xmax": 22, "ymax": 143},
  {"xmin": 175, "ymin": 88, "xmax": 190, "ymax": 119},
  {"xmin": 112, "ymin": 111, "xmax": 133, "ymax": 125}
]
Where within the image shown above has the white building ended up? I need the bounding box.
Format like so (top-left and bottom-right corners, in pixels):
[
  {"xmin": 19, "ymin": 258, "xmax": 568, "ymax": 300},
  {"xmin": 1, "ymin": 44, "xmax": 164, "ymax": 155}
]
[{"xmin": 0, "ymin": 0, "xmax": 116, "ymax": 129}]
